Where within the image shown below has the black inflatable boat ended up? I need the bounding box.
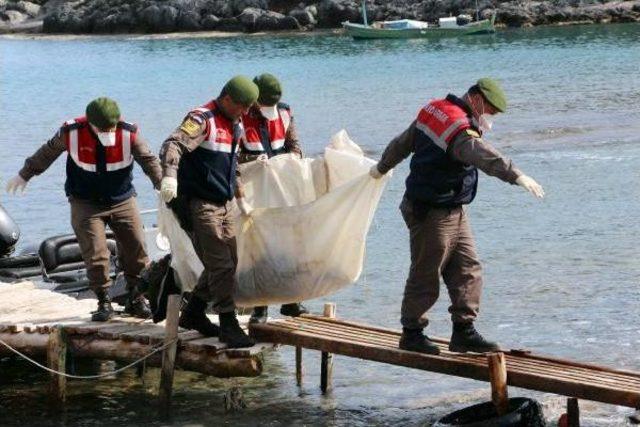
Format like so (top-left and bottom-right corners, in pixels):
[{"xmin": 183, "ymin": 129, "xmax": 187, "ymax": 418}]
[{"xmin": 0, "ymin": 203, "xmax": 169, "ymax": 302}]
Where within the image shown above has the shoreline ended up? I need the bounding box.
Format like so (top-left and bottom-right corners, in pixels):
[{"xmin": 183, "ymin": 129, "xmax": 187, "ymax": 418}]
[
  {"xmin": 0, "ymin": 27, "xmax": 341, "ymax": 40},
  {"xmin": 0, "ymin": 20, "xmax": 636, "ymax": 41},
  {"xmin": 1, "ymin": 0, "xmax": 638, "ymax": 38}
]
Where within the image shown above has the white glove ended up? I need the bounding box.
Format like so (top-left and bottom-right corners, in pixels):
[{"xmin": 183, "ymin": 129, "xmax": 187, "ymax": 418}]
[
  {"xmin": 160, "ymin": 177, "xmax": 178, "ymax": 203},
  {"xmin": 236, "ymin": 197, "xmax": 253, "ymax": 216},
  {"xmin": 6, "ymin": 175, "xmax": 28, "ymax": 195},
  {"xmin": 369, "ymin": 164, "xmax": 384, "ymax": 179},
  {"xmin": 256, "ymin": 154, "xmax": 268, "ymax": 164},
  {"xmin": 515, "ymin": 175, "xmax": 545, "ymax": 199}
]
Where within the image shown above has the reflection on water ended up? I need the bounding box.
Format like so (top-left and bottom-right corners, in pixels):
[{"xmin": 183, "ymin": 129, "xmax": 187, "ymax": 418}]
[{"xmin": 1, "ymin": 23, "xmax": 640, "ymax": 426}]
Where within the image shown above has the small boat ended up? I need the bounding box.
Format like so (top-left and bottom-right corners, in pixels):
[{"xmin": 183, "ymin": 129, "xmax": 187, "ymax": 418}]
[
  {"xmin": 0, "ymin": 203, "xmax": 169, "ymax": 302},
  {"xmin": 342, "ymin": 1, "xmax": 495, "ymax": 39}
]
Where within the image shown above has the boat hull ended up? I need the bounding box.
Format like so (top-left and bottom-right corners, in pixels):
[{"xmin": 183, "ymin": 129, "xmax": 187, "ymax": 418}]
[{"xmin": 342, "ymin": 18, "xmax": 495, "ymax": 39}]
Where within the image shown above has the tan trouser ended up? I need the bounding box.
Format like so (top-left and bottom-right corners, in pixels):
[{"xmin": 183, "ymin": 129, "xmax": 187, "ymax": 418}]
[
  {"xmin": 189, "ymin": 197, "xmax": 238, "ymax": 314},
  {"xmin": 70, "ymin": 197, "xmax": 149, "ymax": 294},
  {"xmin": 400, "ymin": 197, "xmax": 483, "ymax": 329}
]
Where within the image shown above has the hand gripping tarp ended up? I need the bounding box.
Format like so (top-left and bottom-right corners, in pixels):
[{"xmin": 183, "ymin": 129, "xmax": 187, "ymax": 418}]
[{"xmin": 157, "ymin": 130, "xmax": 390, "ymax": 307}]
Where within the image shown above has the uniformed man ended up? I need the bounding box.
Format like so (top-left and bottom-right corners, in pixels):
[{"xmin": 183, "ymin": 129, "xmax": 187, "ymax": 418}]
[
  {"xmin": 370, "ymin": 78, "xmax": 545, "ymax": 354},
  {"xmin": 5, "ymin": 98, "xmax": 163, "ymax": 321},
  {"xmin": 239, "ymin": 73, "xmax": 308, "ymax": 324},
  {"xmin": 159, "ymin": 75, "xmax": 258, "ymax": 348}
]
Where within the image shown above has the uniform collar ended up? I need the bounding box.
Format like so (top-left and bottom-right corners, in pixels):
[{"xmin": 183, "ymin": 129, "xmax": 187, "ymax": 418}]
[
  {"xmin": 446, "ymin": 94, "xmax": 474, "ymax": 118},
  {"xmin": 446, "ymin": 94, "xmax": 482, "ymax": 135}
]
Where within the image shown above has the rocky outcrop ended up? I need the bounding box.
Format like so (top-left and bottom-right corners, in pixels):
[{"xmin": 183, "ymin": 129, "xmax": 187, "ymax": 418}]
[{"xmin": 0, "ymin": 0, "xmax": 639, "ymax": 34}]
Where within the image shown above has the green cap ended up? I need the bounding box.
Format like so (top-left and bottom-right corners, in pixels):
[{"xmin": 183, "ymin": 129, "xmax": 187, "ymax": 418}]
[
  {"xmin": 222, "ymin": 75, "xmax": 259, "ymax": 107},
  {"xmin": 254, "ymin": 73, "xmax": 282, "ymax": 106},
  {"xmin": 85, "ymin": 97, "xmax": 120, "ymax": 129},
  {"xmin": 476, "ymin": 78, "xmax": 507, "ymax": 113}
]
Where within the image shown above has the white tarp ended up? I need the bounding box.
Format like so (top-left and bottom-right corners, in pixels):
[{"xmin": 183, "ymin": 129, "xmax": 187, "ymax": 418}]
[{"xmin": 157, "ymin": 130, "xmax": 390, "ymax": 307}]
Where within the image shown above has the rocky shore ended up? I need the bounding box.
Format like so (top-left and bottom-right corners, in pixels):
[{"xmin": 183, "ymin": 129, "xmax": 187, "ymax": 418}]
[{"xmin": 1, "ymin": 0, "xmax": 639, "ymax": 34}]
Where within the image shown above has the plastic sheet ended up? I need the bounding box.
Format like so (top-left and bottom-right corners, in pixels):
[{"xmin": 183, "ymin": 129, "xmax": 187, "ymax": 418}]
[{"xmin": 158, "ymin": 130, "xmax": 390, "ymax": 307}]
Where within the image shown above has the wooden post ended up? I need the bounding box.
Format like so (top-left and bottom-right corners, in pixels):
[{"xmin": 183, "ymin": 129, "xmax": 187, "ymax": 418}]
[
  {"xmin": 295, "ymin": 346, "xmax": 303, "ymax": 386},
  {"xmin": 159, "ymin": 294, "xmax": 181, "ymax": 419},
  {"xmin": 47, "ymin": 326, "xmax": 67, "ymax": 404},
  {"xmin": 320, "ymin": 303, "xmax": 336, "ymax": 394},
  {"xmin": 487, "ymin": 352, "xmax": 508, "ymax": 416},
  {"xmin": 567, "ymin": 397, "xmax": 580, "ymax": 427}
]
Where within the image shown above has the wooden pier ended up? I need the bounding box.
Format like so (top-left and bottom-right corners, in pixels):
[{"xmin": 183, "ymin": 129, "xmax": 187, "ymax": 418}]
[
  {"xmin": 250, "ymin": 310, "xmax": 640, "ymax": 411},
  {"xmin": 3, "ymin": 283, "xmax": 640, "ymax": 422},
  {"xmin": 0, "ymin": 282, "xmax": 273, "ymax": 381}
]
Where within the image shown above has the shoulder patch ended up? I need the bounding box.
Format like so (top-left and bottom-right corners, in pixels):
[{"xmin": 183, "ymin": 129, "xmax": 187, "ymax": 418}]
[
  {"xmin": 180, "ymin": 118, "xmax": 202, "ymax": 137},
  {"xmin": 465, "ymin": 129, "xmax": 481, "ymax": 138}
]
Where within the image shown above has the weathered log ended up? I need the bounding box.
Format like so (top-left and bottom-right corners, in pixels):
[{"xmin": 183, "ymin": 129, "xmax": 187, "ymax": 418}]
[
  {"xmin": 0, "ymin": 332, "xmax": 262, "ymax": 377},
  {"xmin": 567, "ymin": 397, "xmax": 580, "ymax": 427},
  {"xmin": 159, "ymin": 294, "xmax": 180, "ymax": 418},
  {"xmin": 47, "ymin": 326, "xmax": 66, "ymax": 404},
  {"xmin": 488, "ymin": 352, "xmax": 508, "ymax": 416},
  {"xmin": 295, "ymin": 346, "xmax": 303, "ymax": 386},
  {"xmin": 320, "ymin": 303, "xmax": 336, "ymax": 394}
]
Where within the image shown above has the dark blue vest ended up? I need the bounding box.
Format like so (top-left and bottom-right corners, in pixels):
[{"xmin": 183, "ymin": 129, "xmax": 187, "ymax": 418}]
[
  {"xmin": 405, "ymin": 95, "xmax": 479, "ymax": 208},
  {"xmin": 178, "ymin": 103, "xmax": 242, "ymax": 203},
  {"xmin": 63, "ymin": 120, "xmax": 136, "ymax": 204}
]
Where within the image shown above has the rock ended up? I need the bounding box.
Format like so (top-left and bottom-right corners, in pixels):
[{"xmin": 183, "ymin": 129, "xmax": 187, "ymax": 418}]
[
  {"xmin": 1, "ymin": 9, "xmax": 27, "ymax": 23},
  {"xmin": 200, "ymin": 13, "xmax": 219, "ymax": 30},
  {"xmin": 93, "ymin": 13, "xmax": 119, "ymax": 33},
  {"xmin": 277, "ymin": 15, "xmax": 301, "ymax": 30},
  {"xmin": 216, "ymin": 16, "xmax": 243, "ymax": 32},
  {"xmin": 177, "ymin": 10, "xmax": 201, "ymax": 30},
  {"xmin": 203, "ymin": 0, "xmax": 233, "ymax": 18},
  {"xmin": 480, "ymin": 8, "xmax": 495, "ymax": 20},
  {"xmin": 231, "ymin": 0, "xmax": 267, "ymax": 15},
  {"xmin": 238, "ymin": 6, "xmax": 261, "ymax": 31},
  {"xmin": 140, "ymin": 4, "xmax": 179, "ymax": 32},
  {"xmin": 289, "ymin": 6, "xmax": 316, "ymax": 26},
  {"xmin": 10, "ymin": 1, "xmax": 41, "ymax": 17},
  {"xmin": 306, "ymin": 5, "xmax": 318, "ymax": 18},
  {"xmin": 317, "ymin": 0, "xmax": 360, "ymax": 27},
  {"xmin": 497, "ymin": 3, "xmax": 533, "ymax": 27},
  {"xmin": 238, "ymin": 7, "xmax": 302, "ymax": 32}
]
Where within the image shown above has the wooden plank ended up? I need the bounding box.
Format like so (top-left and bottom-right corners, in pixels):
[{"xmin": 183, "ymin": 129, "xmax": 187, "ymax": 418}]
[
  {"xmin": 251, "ymin": 323, "xmax": 640, "ymax": 408},
  {"xmin": 47, "ymin": 326, "xmax": 66, "ymax": 404},
  {"xmin": 159, "ymin": 295, "xmax": 181, "ymax": 419},
  {"xmin": 277, "ymin": 319, "xmax": 640, "ymax": 389},
  {"xmin": 488, "ymin": 352, "xmax": 508, "ymax": 416},
  {"xmin": 119, "ymin": 324, "xmax": 165, "ymax": 344}
]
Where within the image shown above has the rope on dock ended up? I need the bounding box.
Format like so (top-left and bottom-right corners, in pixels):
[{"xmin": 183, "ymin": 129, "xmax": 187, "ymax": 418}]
[{"xmin": 0, "ymin": 336, "xmax": 177, "ymax": 379}]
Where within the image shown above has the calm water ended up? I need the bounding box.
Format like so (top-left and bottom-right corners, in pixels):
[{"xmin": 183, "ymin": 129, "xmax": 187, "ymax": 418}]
[{"xmin": 1, "ymin": 24, "xmax": 640, "ymax": 426}]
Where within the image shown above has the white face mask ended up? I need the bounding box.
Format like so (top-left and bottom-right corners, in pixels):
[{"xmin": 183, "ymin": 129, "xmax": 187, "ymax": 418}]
[
  {"xmin": 471, "ymin": 97, "xmax": 495, "ymax": 133},
  {"xmin": 259, "ymin": 105, "xmax": 279, "ymax": 121},
  {"xmin": 90, "ymin": 124, "xmax": 116, "ymax": 147},
  {"xmin": 479, "ymin": 114, "xmax": 494, "ymax": 133}
]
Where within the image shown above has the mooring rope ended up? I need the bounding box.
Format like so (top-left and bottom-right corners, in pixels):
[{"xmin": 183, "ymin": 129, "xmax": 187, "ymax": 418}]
[{"xmin": 0, "ymin": 336, "xmax": 177, "ymax": 379}]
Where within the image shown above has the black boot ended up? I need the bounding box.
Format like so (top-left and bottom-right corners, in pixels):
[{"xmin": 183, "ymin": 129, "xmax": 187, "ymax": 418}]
[
  {"xmin": 449, "ymin": 322, "xmax": 500, "ymax": 353},
  {"xmin": 249, "ymin": 306, "xmax": 268, "ymax": 324},
  {"xmin": 92, "ymin": 292, "xmax": 115, "ymax": 322},
  {"xmin": 124, "ymin": 288, "xmax": 152, "ymax": 319},
  {"xmin": 280, "ymin": 302, "xmax": 309, "ymax": 317},
  {"xmin": 219, "ymin": 311, "xmax": 255, "ymax": 348},
  {"xmin": 399, "ymin": 328, "xmax": 440, "ymax": 355},
  {"xmin": 178, "ymin": 295, "xmax": 220, "ymax": 337}
]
